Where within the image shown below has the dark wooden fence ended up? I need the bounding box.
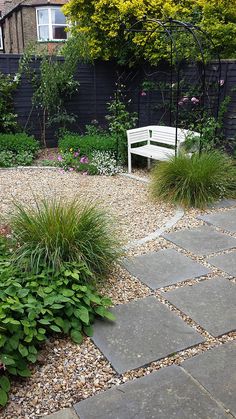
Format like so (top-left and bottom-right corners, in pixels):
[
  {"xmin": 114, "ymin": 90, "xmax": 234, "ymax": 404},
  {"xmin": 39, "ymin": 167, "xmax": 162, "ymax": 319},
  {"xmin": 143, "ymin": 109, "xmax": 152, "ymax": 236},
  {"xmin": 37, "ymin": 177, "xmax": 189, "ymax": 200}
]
[{"xmin": 0, "ymin": 54, "xmax": 235, "ymax": 147}]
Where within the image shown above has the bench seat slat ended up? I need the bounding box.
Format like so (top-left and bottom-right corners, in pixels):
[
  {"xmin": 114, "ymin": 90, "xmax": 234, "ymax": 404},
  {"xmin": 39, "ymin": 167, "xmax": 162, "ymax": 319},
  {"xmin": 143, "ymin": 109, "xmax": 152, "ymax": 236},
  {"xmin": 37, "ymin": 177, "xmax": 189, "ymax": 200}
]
[{"xmin": 130, "ymin": 145, "xmax": 175, "ymax": 160}]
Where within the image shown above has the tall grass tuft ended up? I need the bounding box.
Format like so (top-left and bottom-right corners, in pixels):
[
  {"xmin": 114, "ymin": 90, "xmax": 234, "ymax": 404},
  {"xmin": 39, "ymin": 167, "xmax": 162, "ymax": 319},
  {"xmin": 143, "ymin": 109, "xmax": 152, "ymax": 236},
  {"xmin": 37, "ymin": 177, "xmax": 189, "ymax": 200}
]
[
  {"xmin": 10, "ymin": 198, "xmax": 122, "ymax": 276},
  {"xmin": 150, "ymin": 151, "xmax": 236, "ymax": 208}
]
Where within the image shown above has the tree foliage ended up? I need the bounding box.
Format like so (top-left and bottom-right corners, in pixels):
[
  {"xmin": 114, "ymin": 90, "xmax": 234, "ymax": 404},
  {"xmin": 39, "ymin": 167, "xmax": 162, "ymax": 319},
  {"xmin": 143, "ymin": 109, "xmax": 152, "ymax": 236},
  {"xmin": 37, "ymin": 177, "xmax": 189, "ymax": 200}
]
[{"xmin": 63, "ymin": 0, "xmax": 236, "ymax": 63}]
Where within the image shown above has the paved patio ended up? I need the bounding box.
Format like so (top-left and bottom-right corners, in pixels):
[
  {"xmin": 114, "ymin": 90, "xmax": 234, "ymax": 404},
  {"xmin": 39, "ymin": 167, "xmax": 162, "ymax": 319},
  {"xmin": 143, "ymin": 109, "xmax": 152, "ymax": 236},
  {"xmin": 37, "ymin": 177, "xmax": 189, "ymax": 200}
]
[{"xmin": 44, "ymin": 204, "xmax": 236, "ymax": 419}]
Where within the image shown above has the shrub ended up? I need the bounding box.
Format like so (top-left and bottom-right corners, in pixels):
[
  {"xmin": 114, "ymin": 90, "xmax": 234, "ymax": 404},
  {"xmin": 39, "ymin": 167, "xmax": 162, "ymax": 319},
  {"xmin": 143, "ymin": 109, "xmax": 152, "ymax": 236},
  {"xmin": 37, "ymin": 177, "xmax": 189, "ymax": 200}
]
[
  {"xmin": 150, "ymin": 151, "xmax": 236, "ymax": 208},
  {"xmin": 0, "ymin": 253, "xmax": 115, "ymax": 406},
  {"xmin": 11, "ymin": 198, "xmax": 122, "ymax": 275},
  {"xmin": 0, "ymin": 133, "xmax": 39, "ymax": 155},
  {"xmin": 91, "ymin": 151, "xmax": 122, "ymax": 175},
  {"xmin": 0, "ymin": 151, "xmax": 14, "ymax": 168},
  {"xmin": 58, "ymin": 132, "xmax": 116, "ymax": 156},
  {"xmin": 57, "ymin": 148, "xmax": 98, "ymax": 174}
]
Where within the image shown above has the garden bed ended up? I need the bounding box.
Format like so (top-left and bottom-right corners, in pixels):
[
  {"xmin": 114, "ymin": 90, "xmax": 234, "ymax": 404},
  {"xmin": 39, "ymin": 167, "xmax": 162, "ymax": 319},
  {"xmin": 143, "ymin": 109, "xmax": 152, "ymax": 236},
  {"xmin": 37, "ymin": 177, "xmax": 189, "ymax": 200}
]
[{"xmin": 0, "ymin": 167, "xmax": 175, "ymax": 243}]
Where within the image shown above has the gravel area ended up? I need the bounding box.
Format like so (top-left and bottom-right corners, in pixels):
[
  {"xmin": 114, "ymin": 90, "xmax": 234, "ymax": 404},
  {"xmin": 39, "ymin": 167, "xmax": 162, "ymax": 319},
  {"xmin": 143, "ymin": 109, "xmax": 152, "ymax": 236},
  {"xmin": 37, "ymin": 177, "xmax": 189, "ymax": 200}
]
[
  {"xmin": 0, "ymin": 168, "xmax": 235, "ymax": 419},
  {"xmin": 0, "ymin": 168, "xmax": 175, "ymax": 243}
]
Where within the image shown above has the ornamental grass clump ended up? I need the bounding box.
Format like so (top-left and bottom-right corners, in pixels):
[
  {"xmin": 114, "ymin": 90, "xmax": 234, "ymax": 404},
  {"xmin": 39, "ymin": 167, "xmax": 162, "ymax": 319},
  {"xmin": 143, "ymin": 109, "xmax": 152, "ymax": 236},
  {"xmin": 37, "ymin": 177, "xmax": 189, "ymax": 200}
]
[
  {"xmin": 150, "ymin": 151, "xmax": 236, "ymax": 209},
  {"xmin": 11, "ymin": 198, "xmax": 122, "ymax": 276}
]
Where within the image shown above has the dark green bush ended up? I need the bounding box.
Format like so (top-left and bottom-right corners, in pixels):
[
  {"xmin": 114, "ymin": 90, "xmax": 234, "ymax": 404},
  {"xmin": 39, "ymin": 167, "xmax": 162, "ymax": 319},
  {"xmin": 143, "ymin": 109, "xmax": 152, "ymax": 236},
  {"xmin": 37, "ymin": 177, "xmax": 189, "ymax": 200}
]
[
  {"xmin": 11, "ymin": 198, "xmax": 122, "ymax": 275},
  {"xmin": 0, "ymin": 133, "xmax": 39, "ymax": 155},
  {"xmin": 0, "ymin": 246, "xmax": 115, "ymax": 406},
  {"xmin": 58, "ymin": 132, "xmax": 116, "ymax": 156},
  {"xmin": 150, "ymin": 151, "xmax": 236, "ymax": 208}
]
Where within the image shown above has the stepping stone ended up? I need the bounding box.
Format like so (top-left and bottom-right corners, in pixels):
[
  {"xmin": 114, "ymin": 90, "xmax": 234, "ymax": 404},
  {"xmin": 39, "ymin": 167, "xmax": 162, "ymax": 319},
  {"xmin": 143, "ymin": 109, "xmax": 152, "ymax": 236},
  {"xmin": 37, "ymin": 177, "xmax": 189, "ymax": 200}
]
[
  {"xmin": 161, "ymin": 277, "xmax": 236, "ymax": 337},
  {"xmin": 198, "ymin": 209, "xmax": 236, "ymax": 233},
  {"xmin": 183, "ymin": 342, "xmax": 236, "ymax": 416},
  {"xmin": 209, "ymin": 199, "xmax": 236, "ymax": 209},
  {"xmin": 209, "ymin": 251, "xmax": 236, "ymax": 276},
  {"xmin": 43, "ymin": 408, "xmax": 78, "ymax": 419},
  {"xmin": 123, "ymin": 249, "xmax": 211, "ymax": 289},
  {"xmin": 74, "ymin": 365, "xmax": 229, "ymax": 419},
  {"xmin": 163, "ymin": 226, "xmax": 236, "ymax": 255},
  {"xmin": 92, "ymin": 296, "xmax": 203, "ymax": 374}
]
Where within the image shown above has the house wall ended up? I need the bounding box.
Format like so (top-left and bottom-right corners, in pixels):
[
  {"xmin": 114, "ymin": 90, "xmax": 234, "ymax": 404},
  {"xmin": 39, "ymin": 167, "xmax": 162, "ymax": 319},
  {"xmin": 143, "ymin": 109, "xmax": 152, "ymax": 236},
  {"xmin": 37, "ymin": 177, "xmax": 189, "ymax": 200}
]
[{"xmin": 2, "ymin": 6, "xmax": 66, "ymax": 53}]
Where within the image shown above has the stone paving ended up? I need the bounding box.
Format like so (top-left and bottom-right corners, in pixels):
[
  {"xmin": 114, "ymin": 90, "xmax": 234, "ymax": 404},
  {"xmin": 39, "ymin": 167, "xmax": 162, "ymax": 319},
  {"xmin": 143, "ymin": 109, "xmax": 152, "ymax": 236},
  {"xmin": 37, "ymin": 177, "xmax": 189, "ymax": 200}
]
[{"xmin": 44, "ymin": 207, "xmax": 236, "ymax": 419}]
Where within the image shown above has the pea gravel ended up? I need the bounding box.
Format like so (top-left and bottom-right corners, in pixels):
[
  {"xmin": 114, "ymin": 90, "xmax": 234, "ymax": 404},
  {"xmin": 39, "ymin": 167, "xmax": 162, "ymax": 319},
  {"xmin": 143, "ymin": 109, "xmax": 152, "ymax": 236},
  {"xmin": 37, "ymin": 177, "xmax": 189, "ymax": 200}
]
[{"xmin": 0, "ymin": 168, "xmax": 235, "ymax": 419}]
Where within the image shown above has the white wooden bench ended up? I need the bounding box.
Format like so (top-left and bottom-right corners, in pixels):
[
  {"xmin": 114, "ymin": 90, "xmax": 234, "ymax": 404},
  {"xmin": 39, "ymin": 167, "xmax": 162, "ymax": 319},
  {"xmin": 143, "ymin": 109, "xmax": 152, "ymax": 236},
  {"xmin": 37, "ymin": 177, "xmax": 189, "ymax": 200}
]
[{"xmin": 127, "ymin": 125, "xmax": 200, "ymax": 173}]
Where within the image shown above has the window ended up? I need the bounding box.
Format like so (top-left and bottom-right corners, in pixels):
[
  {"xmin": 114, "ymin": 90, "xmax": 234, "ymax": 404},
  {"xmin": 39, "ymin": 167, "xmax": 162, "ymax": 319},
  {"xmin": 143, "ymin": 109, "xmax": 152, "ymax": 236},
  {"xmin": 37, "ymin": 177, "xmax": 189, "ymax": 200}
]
[
  {"xmin": 36, "ymin": 7, "xmax": 68, "ymax": 41},
  {"xmin": 0, "ymin": 26, "xmax": 3, "ymax": 50}
]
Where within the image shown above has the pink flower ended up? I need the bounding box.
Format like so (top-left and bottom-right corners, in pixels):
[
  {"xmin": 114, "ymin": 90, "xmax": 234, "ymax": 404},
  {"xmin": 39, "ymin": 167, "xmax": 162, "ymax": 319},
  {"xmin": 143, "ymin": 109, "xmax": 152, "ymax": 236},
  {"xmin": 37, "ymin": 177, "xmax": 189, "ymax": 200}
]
[
  {"xmin": 74, "ymin": 152, "xmax": 79, "ymax": 157},
  {"xmin": 141, "ymin": 91, "xmax": 147, "ymax": 96},
  {"xmin": 182, "ymin": 96, "xmax": 189, "ymax": 103},
  {"xmin": 82, "ymin": 171, "xmax": 88, "ymax": 176},
  {"xmin": 80, "ymin": 156, "xmax": 89, "ymax": 164},
  {"xmin": 57, "ymin": 155, "xmax": 63, "ymax": 161},
  {"xmin": 178, "ymin": 100, "xmax": 184, "ymax": 106},
  {"xmin": 191, "ymin": 97, "xmax": 199, "ymax": 104},
  {"xmin": 69, "ymin": 167, "xmax": 74, "ymax": 172},
  {"xmin": 60, "ymin": 169, "xmax": 65, "ymax": 174},
  {"xmin": 219, "ymin": 79, "xmax": 225, "ymax": 86}
]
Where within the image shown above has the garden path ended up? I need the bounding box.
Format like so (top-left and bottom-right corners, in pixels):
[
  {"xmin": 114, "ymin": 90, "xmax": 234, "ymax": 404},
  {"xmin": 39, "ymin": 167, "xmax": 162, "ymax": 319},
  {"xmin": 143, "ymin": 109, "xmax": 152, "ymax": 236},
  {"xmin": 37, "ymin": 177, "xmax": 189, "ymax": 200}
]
[{"xmin": 45, "ymin": 202, "xmax": 236, "ymax": 419}]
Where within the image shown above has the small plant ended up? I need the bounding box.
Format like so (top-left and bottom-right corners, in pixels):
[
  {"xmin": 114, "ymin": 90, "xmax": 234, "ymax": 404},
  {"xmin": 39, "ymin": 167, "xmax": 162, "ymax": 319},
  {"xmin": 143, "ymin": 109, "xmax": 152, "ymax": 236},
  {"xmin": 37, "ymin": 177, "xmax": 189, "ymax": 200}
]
[
  {"xmin": 14, "ymin": 151, "xmax": 34, "ymax": 166},
  {"xmin": 0, "ymin": 133, "xmax": 39, "ymax": 155},
  {"xmin": 106, "ymin": 85, "xmax": 138, "ymax": 163},
  {"xmin": 11, "ymin": 198, "xmax": 122, "ymax": 275},
  {"xmin": 0, "ymin": 249, "xmax": 115, "ymax": 406},
  {"xmin": 91, "ymin": 151, "xmax": 122, "ymax": 175},
  {"xmin": 58, "ymin": 132, "xmax": 116, "ymax": 156},
  {"xmin": 150, "ymin": 151, "xmax": 236, "ymax": 208},
  {"xmin": 0, "ymin": 151, "xmax": 14, "ymax": 168}
]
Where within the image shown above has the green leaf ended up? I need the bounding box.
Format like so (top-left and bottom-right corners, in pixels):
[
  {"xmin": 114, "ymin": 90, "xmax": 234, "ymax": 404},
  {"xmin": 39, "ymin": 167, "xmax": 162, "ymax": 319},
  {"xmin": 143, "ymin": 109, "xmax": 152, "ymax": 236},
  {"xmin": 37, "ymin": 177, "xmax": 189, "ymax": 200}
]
[
  {"xmin": 50, "ymin": 325, "xmax": 61, "ymax": 333},
  {"xmin": 0, "ymin": 389, "xmax": 8, "ymax": 406},
  {"xmin": 38, "ymin": 318, "xmax": 51, "ymax": 325},
  {"xmin": 103, "ymin": 310, "xmax": 116, "ymax": 321},
  {"xmin": 28, "ymin": 345, "xmax": 37, "ymax": 355},
  {"xmin": 18, "ymin": 344, "xmax": 28, "ymax": 357},
  {"xmin": 0, "ymin": 376, "xmax": 10, "ymax": 392},
  {"xmin": 70, "ymin": 329, "xmax": 83, "ymax": 344},
  {"xmin": 62, "ymin": 289, "xmax": 74, "ymax": 297},
  {"xmin": 71, "ymin": 272, "xmax": 79, "ymax": 280},
  {"xmin": 44, "ymin": 287, "xmax": 53, "ymax": 294},
  {"xmin": 54, "ymin": 317, "xmax": 65, "ymax": 329},
  {"xmin": 83, "ymin": 325, "xmax": 94, "ymax": 337},
  {"xmin": 74, "ymin": 307, "xmax": 89, "ymax": 325},
  {"xmin": 18, "ymin": 289, "xmax": 29, "ymax": 298},
  {"xmin": 27, "ymin": 354, "xmax": 37, "ymax": 363},
  {"xmin": 17, "ymin": 369, "xmax": 31, "ymax": 378},
  {"xmin": 9, "ymin": 335, "xmax": 19, "ymax": 350},
  {"xmin": 1, "ymin": 355, "xmax": 15, "ymax": 366}
]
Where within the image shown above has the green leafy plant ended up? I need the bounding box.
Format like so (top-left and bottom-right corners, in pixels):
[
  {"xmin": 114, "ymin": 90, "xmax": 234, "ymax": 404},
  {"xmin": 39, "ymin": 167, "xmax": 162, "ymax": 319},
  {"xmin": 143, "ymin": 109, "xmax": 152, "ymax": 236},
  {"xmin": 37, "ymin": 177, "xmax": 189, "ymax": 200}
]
[
  {"xmin": 91, "ymin": 151, "xmax": 122, "ymax": 175},
  {"xmin": 0, "ymin": 151, "xmax": 14, "ymax": 168},
  {"xmin": 0, "ymin": 73, "xmax": 19, "ymax": 133},
  {"xmin": 0, "ymin": 133, "xmax": 39, "ymax": 155},
  {"xmin": 106, "ymin": 86, "xmax": 137, "ymax": 163},
  {"xmin": 0, "ymin": 246, "xmax": 115, "ymax": 406},
  {"xmin": 150, "ymin": 151, "xmax": 236, "ymax": 208},
  {"xmin": 10, "ymin": 198, "xmax": 122, "ymax": 275},
  {"xmin": 58, "ymin": 132, "xmax": 116, "ymax": 156}
]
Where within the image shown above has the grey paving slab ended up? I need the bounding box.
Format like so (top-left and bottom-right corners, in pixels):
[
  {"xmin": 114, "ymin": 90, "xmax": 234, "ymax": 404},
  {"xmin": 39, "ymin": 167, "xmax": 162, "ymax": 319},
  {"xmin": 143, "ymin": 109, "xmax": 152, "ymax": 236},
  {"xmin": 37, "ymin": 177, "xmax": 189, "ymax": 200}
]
[
  {"xmin": 209, "ymin": 251, "xmax": 236, "ymax": 276},
  {"xmin": 198, "ymin": 209, "xmax": 236, "ymax": 233},
  {"xmin": 42, "ymin": 408, "xmax": 79, "ymax": 419},
  {"xmin": 92, "ymin": 296, "xmax": 203, "ymax": 374},
  {"xmin": 162, "ymin": 226, "xmax": 236, "ymax": 255},
  {"xmin": 162, "ymin": 277, "xmax": 236, "ymax": 337},
  {"xmin": 74, "ymin": 365, "xmax": 229, "ymax": 419},
  {"xmin": 208, "ymin": 199, "xmax": 236, "ymax": 209},
  {"xmin": 183, "ymin": 342, "xmax": 236, "ymax": 416},
  {"xmin": 123, "ymin": 249, "xmax": 211, "ymax": 289}
]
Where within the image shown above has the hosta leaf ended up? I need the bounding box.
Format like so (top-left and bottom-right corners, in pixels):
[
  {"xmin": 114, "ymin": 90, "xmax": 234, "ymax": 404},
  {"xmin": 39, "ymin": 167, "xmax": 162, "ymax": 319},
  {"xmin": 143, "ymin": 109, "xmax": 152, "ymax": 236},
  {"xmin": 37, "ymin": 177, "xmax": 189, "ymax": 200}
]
[
  {"xmin": 0, "ymin": 389, "xmax": 8, "ymax": 406},
  {"xmin": 61, "ymin": 289, "xmax": 74, "ymax": 297},
  {"xmin": 1, "ymin": 355, "xmax": 15, "ymax": 366},
  {"xmin": 0, "ymin": 376, "xmax": 10, "ymax": 392},
  {"xmin": 18, "ymin": 289, "xmax": 29, "ymax": 298},
  {"xmin": 83, "ymin": 325, "xmax": 94, "ymax": 337},
  {"xmin": 27, "ymin": 354, "xmax": 37, "ymax": 363},
  {"xmin": 17, "ymin": 368, "xmax": 31, "ymax": 378},
  {"xmin": 71, "ymin": 272, "xmax": 79, "ymax": 280},
  {"xmin": 18, "ymin": 344, "xmax": 28, "ymax": 357},
  {"xmin": 54, "ymin": 317, "xmax": 65, "ymax": 329},
  {"xmin": 50, "ymin": 325, "xmax": 61, "ymax": 333},
  {"xmin": 74, "ymin": 308, "xmax": 89, "ymax": 325},
  {"xmin": 38, "ymin": 318, "xmax": 51, "ymax": 325},
  {"xmin": 70, "ymin": 329, "xmax": 83, "ymax": 344},
  {"xmin": 44, "ymin": 287, "xmax": 53, "ymax": 294},
  {"xmin": 103, "ymin": 310, "xmax": 116, "ymax": 321},
  {"xmin": 28, "ymin": 345, "xmax": 37, "ymax": 355}
]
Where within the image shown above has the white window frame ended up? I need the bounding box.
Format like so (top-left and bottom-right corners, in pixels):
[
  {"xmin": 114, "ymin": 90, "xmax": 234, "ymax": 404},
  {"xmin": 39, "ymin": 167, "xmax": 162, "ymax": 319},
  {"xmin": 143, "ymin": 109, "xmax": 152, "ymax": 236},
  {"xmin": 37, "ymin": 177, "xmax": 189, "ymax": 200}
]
[
  {"xmin": 0, "ymin": 26, "xmax": 3, "ymax": 50},
  {"xmin": 36, "ymin": 7, "xmax": 68, "ymax": 42}
]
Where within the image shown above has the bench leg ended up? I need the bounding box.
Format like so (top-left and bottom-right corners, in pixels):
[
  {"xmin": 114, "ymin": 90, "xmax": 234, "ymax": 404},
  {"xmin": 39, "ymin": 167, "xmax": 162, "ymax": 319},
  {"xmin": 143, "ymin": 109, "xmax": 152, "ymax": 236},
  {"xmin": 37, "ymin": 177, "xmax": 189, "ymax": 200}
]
[
  {"xmin": 128, "ymin": 151, "xmax": 132, "ymax": 173},
  {"xmin": 147, "ymin": 158, "xmax": 151, "ymax": 170}
]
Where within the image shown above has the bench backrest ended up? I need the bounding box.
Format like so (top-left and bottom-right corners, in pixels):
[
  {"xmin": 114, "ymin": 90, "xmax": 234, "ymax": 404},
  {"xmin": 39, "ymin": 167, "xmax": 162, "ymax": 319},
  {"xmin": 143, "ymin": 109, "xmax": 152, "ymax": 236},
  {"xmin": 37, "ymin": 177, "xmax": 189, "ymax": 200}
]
[
  {"xmin": 127, "ymin": 125, "xmax": 200, "ymax": 147},
  {"xmin": 127, "ymin": 127, "xmax": 150, "ymax": 145}
]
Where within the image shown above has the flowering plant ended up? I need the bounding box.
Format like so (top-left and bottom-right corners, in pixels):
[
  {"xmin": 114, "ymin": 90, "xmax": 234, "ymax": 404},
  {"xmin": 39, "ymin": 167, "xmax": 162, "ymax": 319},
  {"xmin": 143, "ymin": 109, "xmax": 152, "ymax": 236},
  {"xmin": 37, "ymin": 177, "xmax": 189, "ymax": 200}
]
[
  {"xmin": 91, "ymin": 151, "xmax": 122, "ymax": 176},
  {"xmin": 57, "ymin": 148, "xmax": 98, "ymax": 174}
]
